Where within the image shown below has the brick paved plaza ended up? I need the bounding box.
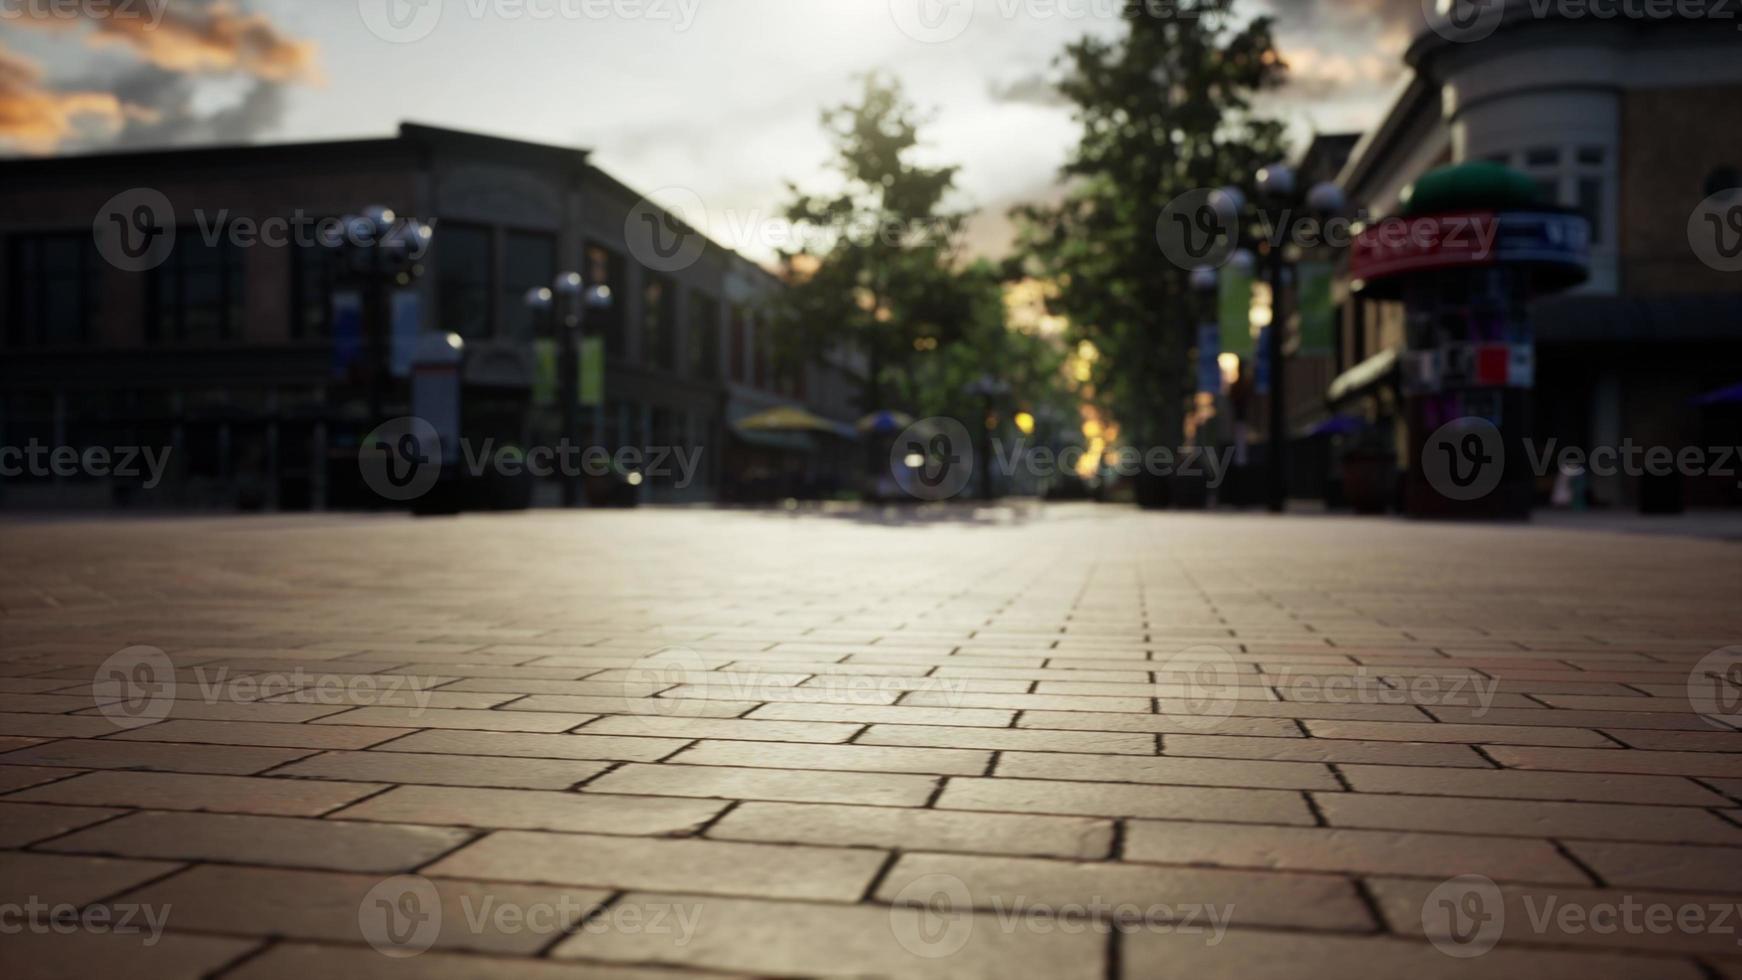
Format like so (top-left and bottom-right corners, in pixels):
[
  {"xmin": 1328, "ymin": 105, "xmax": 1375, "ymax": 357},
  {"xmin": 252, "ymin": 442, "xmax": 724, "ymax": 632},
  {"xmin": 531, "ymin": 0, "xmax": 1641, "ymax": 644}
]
[{"xmin": 1, "ymin": 506, "xmax": 1741, "ymax": 978}]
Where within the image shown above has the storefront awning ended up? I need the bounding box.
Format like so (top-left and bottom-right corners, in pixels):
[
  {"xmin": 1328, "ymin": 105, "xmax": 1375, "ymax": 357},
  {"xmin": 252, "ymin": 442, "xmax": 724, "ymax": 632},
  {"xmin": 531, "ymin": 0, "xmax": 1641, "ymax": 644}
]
[
  {"xmin": 1327, "ymin": 348, "xmax": 1398, "ymax": 406},
  {"xmin": 734, "ymin": 405, "xmax": 856, "ymax": 439}
]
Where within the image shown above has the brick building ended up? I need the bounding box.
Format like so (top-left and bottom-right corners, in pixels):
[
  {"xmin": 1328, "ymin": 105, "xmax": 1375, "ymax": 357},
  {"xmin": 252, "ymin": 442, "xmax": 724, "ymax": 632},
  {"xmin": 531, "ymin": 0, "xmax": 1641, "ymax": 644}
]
[{"xmin": 0, "ymin": 124, "xmax": 859, "ymax": 509}]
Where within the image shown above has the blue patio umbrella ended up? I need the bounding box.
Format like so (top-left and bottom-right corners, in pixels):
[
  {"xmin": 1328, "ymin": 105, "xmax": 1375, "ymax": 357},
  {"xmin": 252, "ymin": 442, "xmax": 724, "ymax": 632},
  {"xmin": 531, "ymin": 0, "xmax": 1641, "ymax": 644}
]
[
  {"xmin": 1692, "ymin": 382, "xmax": 1742, "ymax": 407},
  {"xmin": 856, "ymin": 410, "xmax": 914, "ymax": 436}
]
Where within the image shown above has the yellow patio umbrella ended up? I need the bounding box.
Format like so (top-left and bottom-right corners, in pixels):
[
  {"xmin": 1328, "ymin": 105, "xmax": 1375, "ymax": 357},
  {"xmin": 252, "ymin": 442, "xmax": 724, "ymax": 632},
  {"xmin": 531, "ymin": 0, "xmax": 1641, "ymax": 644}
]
[{"xmin": 735, "ymin": 405, "xmax": 849, "ymax": 434}]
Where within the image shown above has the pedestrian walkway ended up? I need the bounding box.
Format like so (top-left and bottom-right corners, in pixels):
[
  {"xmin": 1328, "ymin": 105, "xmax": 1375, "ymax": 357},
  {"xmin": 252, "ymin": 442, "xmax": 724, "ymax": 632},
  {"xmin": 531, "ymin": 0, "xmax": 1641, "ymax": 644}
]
[{"xmin": 1, "ymin": 506, "xmax": 1739, "ymax": 978}]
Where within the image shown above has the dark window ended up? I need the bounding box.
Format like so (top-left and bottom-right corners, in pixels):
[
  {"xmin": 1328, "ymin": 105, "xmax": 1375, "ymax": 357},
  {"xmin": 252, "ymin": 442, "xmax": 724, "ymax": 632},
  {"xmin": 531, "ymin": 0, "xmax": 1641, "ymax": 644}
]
[
  {"xmin": 1706, "ymin": 166, "xmax": 1741, "ymax": 197},
  {"xmin": 584, "ymin": 244, "xmax": 627, "ymax": 356},
  {"xmin": 1576, "ymin": 177, "xmax": 1603, "ymax": 245},
  {"xmin": 502, "ymin": 231, "xmax": 556, "ymax": 341},
  {"xmin": 6, "ymin": 233, "xmax": 101, "ymax": 347},
  {"xmin": 148, "ymin": 232, "xmax": 244, "ymax": 343},
  {"xmin": 642, "ymin": 273, "xmax": 675, "ymax": 370},
  {"xmin": 1525, "ymin": 147, "xmax": 1560, "ymax": 168},
  {"xmin": 1532, "ymin": 178, "xmax": 1559, "ymax": 206},
  {"xmin": 436, "ymin": 222, "xmax": 493, "ymax": 340},
  {"xmin": 729, "ymin": 306, "xmax": 748, "ymax": 383},
  {"xmin": 290, "ymin": 243, "xmax": 334, "ymax": 339},
  {"xmin": 753, "ymin": 324, "xmax": 770, "ymax": 389},
  {"xmin": 687, "ymin": 289, "xmax": 720, "ymax": 380},
  {"xmin": 1575, "ymin": 146, "xmax": 1606, "ymax": 167}
]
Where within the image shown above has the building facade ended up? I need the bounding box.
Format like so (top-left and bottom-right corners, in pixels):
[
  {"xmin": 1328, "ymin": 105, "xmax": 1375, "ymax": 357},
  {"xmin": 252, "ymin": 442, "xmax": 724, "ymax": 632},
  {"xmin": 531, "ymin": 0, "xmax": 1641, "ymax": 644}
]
[
  {"xmin": 1327, "ymin": 6, "xmax": 1742, "ymax": 508},
  {"xmin": 0, "ymin": 124, "xmax": 856, "ymax": 509}
]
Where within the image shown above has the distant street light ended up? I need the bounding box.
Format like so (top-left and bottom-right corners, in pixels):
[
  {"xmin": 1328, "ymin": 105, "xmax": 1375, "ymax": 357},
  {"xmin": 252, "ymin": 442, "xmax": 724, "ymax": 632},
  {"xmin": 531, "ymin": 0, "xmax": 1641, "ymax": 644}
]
[{"xmin": 526, "ymin": 273, "xmax": 614, "ymax": 507}]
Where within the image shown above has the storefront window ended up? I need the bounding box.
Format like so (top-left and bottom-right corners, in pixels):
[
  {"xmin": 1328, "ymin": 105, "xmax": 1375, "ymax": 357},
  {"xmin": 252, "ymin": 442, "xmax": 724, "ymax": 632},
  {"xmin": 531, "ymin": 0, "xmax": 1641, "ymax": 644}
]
[{"xmin": 436, "ymin": 222, "xmax": 493, "ymax": 340}]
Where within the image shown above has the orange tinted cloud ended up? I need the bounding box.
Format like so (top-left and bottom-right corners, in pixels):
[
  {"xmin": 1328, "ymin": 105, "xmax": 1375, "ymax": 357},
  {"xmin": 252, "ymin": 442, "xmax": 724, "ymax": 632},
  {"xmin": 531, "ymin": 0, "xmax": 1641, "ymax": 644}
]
[
  {"xmin": 84, "ymin": 1, "xmax": 320, "ymax": 82},
  {"xmin": 0, "ymin": 44, "xmax": 130, "ymax": 152},
  {"xmin": 5, "ymin": 1, "xmax": 319, "ymax": 82}
]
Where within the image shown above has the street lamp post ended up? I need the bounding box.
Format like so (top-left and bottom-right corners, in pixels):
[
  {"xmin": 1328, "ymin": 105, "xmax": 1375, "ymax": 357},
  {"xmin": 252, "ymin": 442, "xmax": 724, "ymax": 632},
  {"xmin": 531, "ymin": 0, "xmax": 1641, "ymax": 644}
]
[
  {"xmin": 964, "ymin": 374, "xmax": 1010, "ymax": 502},
  {"xmin": 526, "ymin": 273, "xmax": 613, "ymax": 507},
  {"xmin": 338, "ymin": 206, "xmax": 432, "ymax": 427},
  {"xmin": 1227, "ymin": 167, "xmax": 1346, "ymax": 514}
]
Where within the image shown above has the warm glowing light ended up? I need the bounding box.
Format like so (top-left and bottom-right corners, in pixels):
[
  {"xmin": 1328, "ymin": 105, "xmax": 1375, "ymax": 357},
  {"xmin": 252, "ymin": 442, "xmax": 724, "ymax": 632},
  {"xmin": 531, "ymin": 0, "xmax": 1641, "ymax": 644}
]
[
  {"xmin": 903, "ymin": 453, "xmax": 925, "ymax": 469},
  {"xmin": 1083, "ymin": 419, "xmax": 1104, "ymax": 441},
  {"xmin": 626, "ymin": 472, "xmax": 644, "ymax": 486},
  {"xmin": 1014, "ymin": 412, "xmax": 1036, "ymax": 436}
]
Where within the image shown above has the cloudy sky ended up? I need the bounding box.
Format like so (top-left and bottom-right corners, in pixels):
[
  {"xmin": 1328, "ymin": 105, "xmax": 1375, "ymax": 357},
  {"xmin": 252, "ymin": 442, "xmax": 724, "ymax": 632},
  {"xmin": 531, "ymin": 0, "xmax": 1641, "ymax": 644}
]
[{"xmin": 0, "ymin": 0, "xmax": 1425, "ymax": 257}]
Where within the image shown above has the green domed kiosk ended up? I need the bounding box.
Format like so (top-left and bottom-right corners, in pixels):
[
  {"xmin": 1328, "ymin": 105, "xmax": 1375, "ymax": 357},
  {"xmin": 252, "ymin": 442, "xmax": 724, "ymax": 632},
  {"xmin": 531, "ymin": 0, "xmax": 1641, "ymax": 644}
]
[{"xmin": 1349, "ymin": 162, "xmax": 1592, "ymax": 519}]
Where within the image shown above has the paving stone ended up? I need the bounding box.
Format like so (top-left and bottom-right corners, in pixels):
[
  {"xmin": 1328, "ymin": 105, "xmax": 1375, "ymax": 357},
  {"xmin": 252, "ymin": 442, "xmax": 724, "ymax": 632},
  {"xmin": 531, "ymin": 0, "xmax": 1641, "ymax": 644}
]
[
  {"xmin": 1161, "ymin": 733, "xmax": 1488, "ymax": 767},
  {"xmin": 123, "ymin": 864, "xmax": 610, "ymax": 954},
  {"xmin": 39, "ymin": 811, "xmax": 471, "ymax": 871},
  {"xmin": 9, "ymin": 770, "xmax": 384, "ymax": 816},
  {"xmin": 709, "ymin": 801, "xmax": 1113, "ymax": 858},
  {"xmin": 586, "ymin": 763, "xmax": 937, "ymax": 807},
  {"xmin": 266, "ymin": 750, "xmax": 609, "ymax": 789},
  {"xmin": 1124, "ymin": 820, "xmax": 1589, "ymax": 883},
  {"xmin": 1487, "ymin": 745, "xmax": 1742, "ymax": 778},
  {"xmin": 331, "ymin": 784, "xmax": 726, "ymax": 835},
  {"xmin": 670, "ymin": 739, "xmax": 989, "ymax": 776},
  {"xmin": 877, "ymin": 851, "xmax": 1373, "ymax": 931},
  {"xmin": 0, "ymin": 851, "xmax": 178, "ymax": 907},
  {"xmin": 106, "ymin": 719, "xmax": 416, "ymax": 749},
  {"xmin": 370, "ymin": 728, "xmax": 688, "ymax": 762},
  {"xmin": 857, "ymin": 723, "xmax": 1156, "ymax": 754},
  {"xmin": 1120, "ymin": 928, "xmax": 1704, "ymax": 979},
  {"xmin": 0, "ymin": 932, "xmax": 260, "ymax": 980},
  {"xmin": 1337, "ymin": 763, "xmax": 1727, "ymax": 805},
  {"xmin": 994, "ymin": 751, "xmax": 1338, "ymax": 790},
  {"xmin": 1315, "ymin": 792, "xmax": 1742, "ymax": 843},
  {"xmin": 577, "ymin": 715, "xmax": 861, "ymax": 743},
  {"xmin": 311, "ymin": 706, "xmax": 596, "ymax": 732},
  {"xmin": 0, "ymin": 801, "xmax": 126, "ymax": 847},
  {"xmin": 223, "ymin": 942, "xmax": 707, "ymax": 980},
  {"xmin": 552, "ymin": 890, "xmax": 1105, "ymax": 978},
  {"xmin": 938, "ymin": 776, "xmax": 1315, "ymax": 824},
  {"xmin": 425, "ymin": 831, "xmax": 885, "ymax": 901},
  {"xmin": 0, "ymin": 738, "xmax": 313, "ymax": 775}
]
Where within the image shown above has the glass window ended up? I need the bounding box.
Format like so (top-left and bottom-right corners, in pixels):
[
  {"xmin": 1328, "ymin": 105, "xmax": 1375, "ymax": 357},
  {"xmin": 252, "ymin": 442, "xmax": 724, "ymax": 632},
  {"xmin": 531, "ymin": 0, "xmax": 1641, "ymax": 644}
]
[
  {"xmin": 148, "ymin": 232, "xmax": 244, "ymax": 343},
  {"xmin": 729, "ymin": 306, "xmax": 749, "ymax": 383},
  {"xmin": 687, "ymin": 289, "xmax": 720, "ymax": 380},
  {"xmin": 290, "ymin": 243, "xmax": 334, "ymax": 339},
  {"xmin": 1576, "ymin": 146, "xmax": 1606, "ymax": 167},
  {"xmin": 1532, "ymin": 178, "xmax": 1560, "ymax": 206},
  {"xmin": 584, "ymin": 243, "xmax": 626, "ymax": 356},
  {"xmin": 5, "ymin": 233, "xmax": 101, "ymax": 347},
  {"xmin": 436, "ymin": 222, "xmax": 493, "ymax": 340},
  {"xmin": 1525, "ymin": 147, "xmax": 1560, "ymax": 168},
  {"xmin": 642, "ymin": 273, "xmax": 675, "ymax": 370},
  {"xmin": 502, "ymin": 231, "xmax": 556, "ymax": 342}
]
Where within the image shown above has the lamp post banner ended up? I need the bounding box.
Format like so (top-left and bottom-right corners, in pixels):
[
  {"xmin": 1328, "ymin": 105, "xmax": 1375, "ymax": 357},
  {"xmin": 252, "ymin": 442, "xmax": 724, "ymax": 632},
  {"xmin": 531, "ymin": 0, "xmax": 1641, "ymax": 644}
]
[{"xmin": 1218, "ymin": 267, "xmax": 1254, "ymax": 360}]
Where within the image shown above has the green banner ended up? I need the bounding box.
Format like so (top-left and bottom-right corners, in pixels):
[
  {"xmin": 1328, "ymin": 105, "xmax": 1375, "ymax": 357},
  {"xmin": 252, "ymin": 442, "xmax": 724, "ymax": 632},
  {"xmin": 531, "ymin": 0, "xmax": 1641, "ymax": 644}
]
[
  {"xmin": 1297, "ymin": 261, "xmax": 1335, "ymax": 356},
  {"xmin": 532, "ymin": 339, "xmax": 558, "ymax": 407},
  {"xmin": 579, "ymin": 336, "xmax": 605, "ymax": 407},
  {"xmin": 1219, "ymin": 267, "xmax": 1253, "ymax": 360}
]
